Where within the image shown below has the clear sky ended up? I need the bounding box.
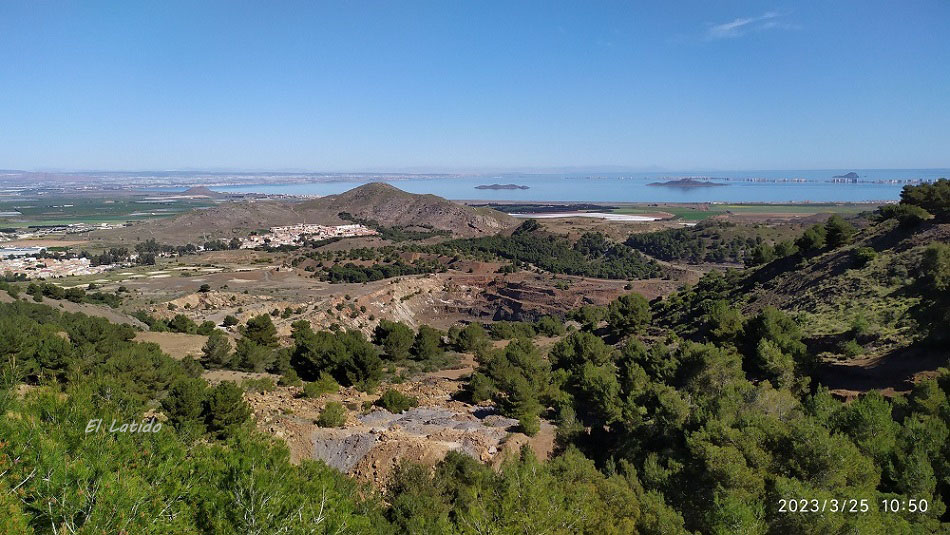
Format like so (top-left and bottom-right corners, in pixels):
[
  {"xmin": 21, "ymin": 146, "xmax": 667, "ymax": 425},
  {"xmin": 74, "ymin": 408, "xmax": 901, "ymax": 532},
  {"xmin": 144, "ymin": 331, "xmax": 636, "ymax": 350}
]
[{"xmin": 1, "ymin": 1, "xmax": 947, "ymax": 172}]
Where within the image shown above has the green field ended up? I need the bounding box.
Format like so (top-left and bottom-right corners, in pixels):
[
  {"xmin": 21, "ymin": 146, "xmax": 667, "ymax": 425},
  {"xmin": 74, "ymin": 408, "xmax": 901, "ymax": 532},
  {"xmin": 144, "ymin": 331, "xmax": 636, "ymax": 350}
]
[{"xmin": 0, "ymin": 194, "xmax": 217, "ymax": 227}]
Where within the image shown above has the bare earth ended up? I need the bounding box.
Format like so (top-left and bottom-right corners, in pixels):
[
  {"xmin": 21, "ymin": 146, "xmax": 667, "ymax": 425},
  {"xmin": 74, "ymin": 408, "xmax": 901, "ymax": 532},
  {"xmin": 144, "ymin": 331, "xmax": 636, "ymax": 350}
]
[{"xmin": 134, "ymin": 331, "xmax": 208, "ymax": 360}]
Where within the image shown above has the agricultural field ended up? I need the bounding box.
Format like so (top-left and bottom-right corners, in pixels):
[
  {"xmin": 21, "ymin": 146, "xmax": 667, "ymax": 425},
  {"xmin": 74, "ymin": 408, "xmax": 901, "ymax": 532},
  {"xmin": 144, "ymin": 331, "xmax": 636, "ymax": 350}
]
[{"xmin": 0, "ymin": 192, "xmax": 220, "ymax": 227}]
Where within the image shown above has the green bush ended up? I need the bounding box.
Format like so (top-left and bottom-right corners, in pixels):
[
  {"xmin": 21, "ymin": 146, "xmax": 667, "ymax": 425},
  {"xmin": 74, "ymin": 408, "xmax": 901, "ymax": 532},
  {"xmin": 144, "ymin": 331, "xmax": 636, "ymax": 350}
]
[
  {"xmin": 921, "ymin": 242, "xmax": 950, "ymax": 292},
  {"xmin": 453, "ymin": 322, "xmax": 490, "ymax": 352},
  {"xmin": 517, "ymin": 412, "xmax": 541, "ymax": 436},
  {"xmin": 411, "ymin": 325, "xmax": 444, "ymax": 362},
  {"xmin": 290, "ymin": 321, "xmax": 383, "ymax": 388},
  {"xmin": 196, "ymin": 320, "xmax": 217, "ymax": 335},
  {"xmin": 824, "ymin": 215, "xmax": 856, "ymax": 248},
  {"xmin": 162, "ymin": 377, "xmax": 208, "ymax": 433},
  {"xmin": 374, "ymin": 319, "xmax": 415, "ymax": 360},
  {"xmin": 877, "ymin": 203, "xmax": 933, "ymax": 225},
  {"xmin": 533, "ymin": 315, "xmax": 566, "ymax": 337},
  {"xmin": 241, "ymin": 377, "xmax": 277, "ymax": 393},
  {"xmin": 302, "ymin": 372, "xmax": 341, "ymax": 398},
  {"xmin": 201, "ymin": 330, "xmax": 234, "ymax": 369},
  {"xmin": 607, "ymin": 292, "xmax": 651, "ymax": 336},
  {"xmin": 316, "ymin": 401, "xmax": 347, "ymax": 427},
  {"xmin": 203, "ymin": 381, "xmax": 252, "ymax": 439},
  {"xmin": 795, "ymin": 224, "xmax": 827, "ymax": 253},
  {"xmin": 243, "ymin": 314, "xmax": 278, "ymax": 346},
  {"xmin": 899, "ymin": 178, "xmax": 950, "ymax": 220},
  {"xmin": 375, "ymin": 389, "xmax": 419, "ymax": 413},
  {"xmin": 279, "ymin": 369, "xmax": 303, "ymax": 386},
  {"xmin": 839, "ymin": 339, "xmax": 864, "ymax": 358},
  {"xmin": 168, "ymin": 313, "xmax": 198, "ymax": 334},
  {"xmin": 234, "ymin": 338, "xmax": 275, "ymax": 372},
  {"xmin": 853, "ymin": 247, "xmax": 877, "ymax": 267},
  {"xmin": 489, "ymin": 321, "xmax": 536, "ymax": 340}
]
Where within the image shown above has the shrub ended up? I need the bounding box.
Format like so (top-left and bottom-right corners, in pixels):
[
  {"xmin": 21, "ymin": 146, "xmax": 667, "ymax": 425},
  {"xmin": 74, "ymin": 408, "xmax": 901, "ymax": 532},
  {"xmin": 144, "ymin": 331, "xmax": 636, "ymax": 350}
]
[
  {"xmin": 853, "ymin": 247, "xmax": 877, "ymax": 267},
  {"xmin": 203, "ymin": 381, "xmax": 252, "ymax": 439},
  {"xmin": 196, "ymin": 320, "xmax": 217, "ymax": 335},
  {"xmin": 374, "ymin": 389, "xmax": 419, "ymax": 413},
  {"xmin": 241, "ymin": 377, "xmax": 276, "ymax": 393},
  {"xmin": 824, "ymin": 215, "xmax": 856, "ymax": 248},
  {"xmin": 607, "ymin": 293, "xmax": 651, "ymax": 336},
  {"xmin": 374, "ymin": 319, "xmax": 415, "ymax": 360},
  {"xmin": 839, "ymin": 339, "xmax": 864, "ymax": 358},
  {"xmin": 316, "ymin": 401, "xmax": 347, "ymax": 427},
  {"xmin": 745, "ymin": 244, "xmax": 775, "ymax": 266},
  {"xmin": 302, "ymin": 372, "xmax": 341, "ymax": 398},
  {"xmin": 162, "ymin": 377, "xmax": 208, "ymax": 432},
  {"xmin": 453, "ymin": 322, "xmax": 490, "ymax": 352},
  {"xmin": 773, "ymin": 240, "xmax": 798, "ymax": 258},
  {"xmin": 291, "ymin": 323, "xmax": 383, "ymax": 388},
  {"xmin": 534, "ymin": 316, "xmax": 566, "ymax": 337},
  {"xmin": 517, "ymin": 411, "xmax": 541, "ymax": 436},
  {"xmin": 180, "ymin": 356, "xmax": 204, "ymax": 377},
  {"xmin": 234, "ymin": 338, "xmax": 275, "ymax": 372},
  {"xmin": 279, "ymin": 369, "xmax": 303, "ymax": 387},
  {"xmin": 920, "ymin": 242, "xmax": 950, "ymax": 292},
  {"xmin": 899, "ymin": 178, "xmax": 950, "ymax": 220},
  {"xmin": 877, "ymin": 203, "xmax": 933, "ymax": 225},
  {"xmin": 411, "ymin": 325, "xmax": 444, "ymax": 362},
  {"xmin": 795, "ymin": 224, "xmax": 826, "ymax": 253},
  {"xmin": 201, "ymin": 330, "xmax": 234, "ymax": 369},
  {"xmin": 243, "ymin": 314, "xmax": 278, "ymax": 347},
  {"xmin": 168, "ymin": 314, "xmax": 198, "ymax": 334},
  {"xmin": 489, "ymin": 321, "xmax": 536, "ymax": 340}
]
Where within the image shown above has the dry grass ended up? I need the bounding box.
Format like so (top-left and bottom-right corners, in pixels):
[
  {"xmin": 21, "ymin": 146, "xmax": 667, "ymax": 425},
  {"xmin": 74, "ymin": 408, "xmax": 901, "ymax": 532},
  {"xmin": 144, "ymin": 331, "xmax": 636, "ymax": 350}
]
[{"xmin": 134, "ymin": 331, "xmax": 208, "ymax": 360}]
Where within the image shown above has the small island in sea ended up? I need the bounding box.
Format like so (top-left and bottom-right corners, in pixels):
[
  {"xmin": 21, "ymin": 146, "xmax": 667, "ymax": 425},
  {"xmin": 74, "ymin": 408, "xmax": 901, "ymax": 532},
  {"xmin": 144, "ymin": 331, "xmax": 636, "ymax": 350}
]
[
  {"xmin": 647, "ymin": 178, "xmax": 728, "ymax": 188},
  {"xmin": 832, "ymin": 172, "xmax": 859, "ymax": 179},
  {"xmin": 475, "ymin": 183, "xmax": 530, "ymax": 190}
]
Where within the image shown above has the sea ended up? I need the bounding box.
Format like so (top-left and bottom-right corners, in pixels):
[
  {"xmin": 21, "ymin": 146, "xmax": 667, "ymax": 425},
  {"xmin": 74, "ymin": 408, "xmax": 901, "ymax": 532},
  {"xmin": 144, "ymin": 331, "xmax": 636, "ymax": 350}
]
[{"xmin": 205, "ymin": 169, "xmax": 949, "ymax": 204}]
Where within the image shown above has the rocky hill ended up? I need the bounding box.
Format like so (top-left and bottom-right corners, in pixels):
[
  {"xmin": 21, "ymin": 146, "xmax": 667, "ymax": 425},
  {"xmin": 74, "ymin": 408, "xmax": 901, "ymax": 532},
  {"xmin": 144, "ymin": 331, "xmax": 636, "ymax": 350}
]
[
  {"xmin": 298, "ymin": 183, "xmax": 516, "ymax": 237},
  {"xmin": 95, "ymin": 183, "xmax": 516, "ymax": 244}
]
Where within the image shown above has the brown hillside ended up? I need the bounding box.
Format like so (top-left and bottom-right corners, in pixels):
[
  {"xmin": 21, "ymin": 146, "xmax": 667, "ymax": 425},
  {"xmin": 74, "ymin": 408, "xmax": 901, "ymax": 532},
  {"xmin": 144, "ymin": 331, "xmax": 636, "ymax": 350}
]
[
  {"xmin": 298, "ymin": 182, "xmax": 516, "ymax": 237},
  {"xmin": 92, "ymin": 183, "xmax": 516, "ymax": 244}
]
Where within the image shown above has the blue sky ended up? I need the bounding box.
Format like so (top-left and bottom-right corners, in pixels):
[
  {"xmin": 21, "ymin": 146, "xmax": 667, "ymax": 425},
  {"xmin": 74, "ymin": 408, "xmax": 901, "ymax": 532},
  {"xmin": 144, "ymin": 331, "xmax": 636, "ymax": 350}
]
[{"xmin": 1, "ymin": 1, "xmax": 947, "ymax": 171}]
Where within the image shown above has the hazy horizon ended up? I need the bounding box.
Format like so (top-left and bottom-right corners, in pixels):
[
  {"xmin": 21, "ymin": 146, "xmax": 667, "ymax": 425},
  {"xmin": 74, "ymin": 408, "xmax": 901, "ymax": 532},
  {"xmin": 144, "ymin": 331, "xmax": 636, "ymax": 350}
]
[{"xmin": 5, "ymin": 166, "xmax": 949, "ymax": 176}]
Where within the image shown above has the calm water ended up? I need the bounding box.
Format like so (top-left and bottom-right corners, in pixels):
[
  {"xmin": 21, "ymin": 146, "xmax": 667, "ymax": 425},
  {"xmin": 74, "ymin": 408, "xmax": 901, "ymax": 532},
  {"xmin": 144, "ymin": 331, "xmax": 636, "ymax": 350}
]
[{"xmin": 212, "ymin": 169, "xmax": 948, "ymax": 203}]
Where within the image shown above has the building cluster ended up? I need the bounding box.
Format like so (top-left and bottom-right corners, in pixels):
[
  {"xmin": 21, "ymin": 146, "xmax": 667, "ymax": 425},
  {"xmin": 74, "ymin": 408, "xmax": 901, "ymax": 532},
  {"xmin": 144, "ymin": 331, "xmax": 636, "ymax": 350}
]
[
  {"xmin": 240, "ymin": 223, "xmax": 377, "ymax": 248},
  {"xmin": 0, "ymin": 223, "xmax": 126, "ymax": 243},
  {"xmin": 0, "ymin": 256, "xmax": 111, "ymax": 279}
]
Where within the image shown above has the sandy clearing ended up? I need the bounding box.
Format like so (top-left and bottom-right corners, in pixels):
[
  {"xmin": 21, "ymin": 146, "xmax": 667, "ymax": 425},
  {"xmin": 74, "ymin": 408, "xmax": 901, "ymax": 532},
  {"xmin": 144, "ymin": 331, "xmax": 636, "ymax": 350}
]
[{"xmin": 134, "ymin": 331, "xmax": 208, "ymax": 359}]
